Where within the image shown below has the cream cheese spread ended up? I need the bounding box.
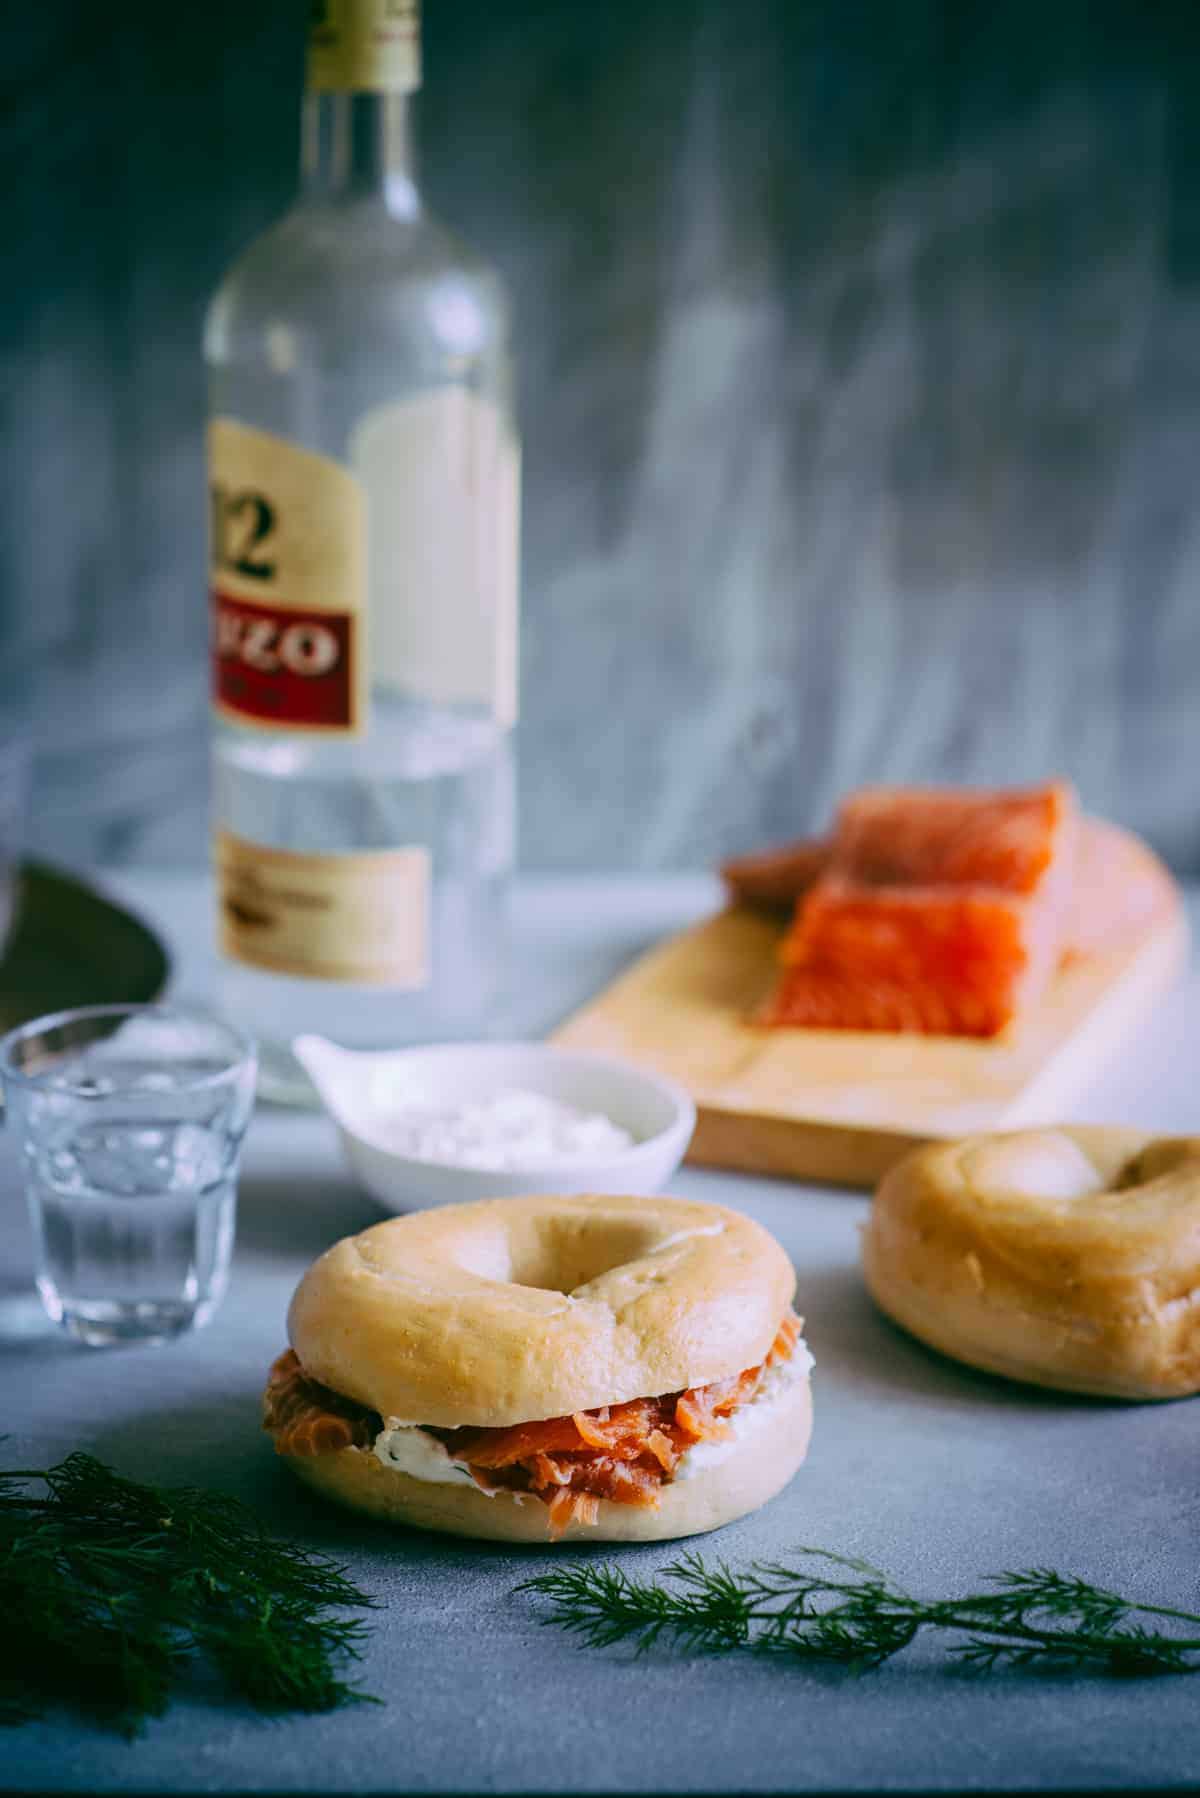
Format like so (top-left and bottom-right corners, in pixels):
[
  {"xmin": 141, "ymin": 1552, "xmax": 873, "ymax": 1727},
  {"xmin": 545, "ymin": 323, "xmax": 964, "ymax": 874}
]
[
  {"xmin": 671, "ymin": 1335, "xmax": 815, "ymax": 1482},
  {"xmin": 373, "ymin": 1421, "xmax": 481, "ymax": 1488}
]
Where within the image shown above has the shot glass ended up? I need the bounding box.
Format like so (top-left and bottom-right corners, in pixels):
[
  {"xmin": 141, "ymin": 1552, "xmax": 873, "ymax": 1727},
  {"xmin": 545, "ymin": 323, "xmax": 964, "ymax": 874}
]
[{"xmin": 1, "ymin": 1004, "xmax": 256, "ymax": 1347}]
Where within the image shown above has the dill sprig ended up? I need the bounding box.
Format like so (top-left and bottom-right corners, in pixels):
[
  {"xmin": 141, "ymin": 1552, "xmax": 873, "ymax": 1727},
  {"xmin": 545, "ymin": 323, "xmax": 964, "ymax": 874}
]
[
  {"xmin": 0, "ymin": 1453, "xmax": 379, "ymax": 1736},
  {"xmin": 520, "ymin": 1548, "xmax": 1200, "ymax": 1677}
]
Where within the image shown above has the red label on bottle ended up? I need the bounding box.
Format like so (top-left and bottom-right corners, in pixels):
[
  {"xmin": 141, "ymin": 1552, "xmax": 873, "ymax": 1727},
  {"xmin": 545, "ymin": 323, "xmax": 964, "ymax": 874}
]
[{"xmin": 211, "ymin": 589, "xmax": 357, "ymax": 731}]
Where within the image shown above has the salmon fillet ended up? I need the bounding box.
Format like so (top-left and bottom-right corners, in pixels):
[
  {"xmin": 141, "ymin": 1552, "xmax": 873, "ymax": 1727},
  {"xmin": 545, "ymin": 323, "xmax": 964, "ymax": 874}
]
[
  {"xmin": 764, "ymin": 908, "xmax": 1029, "ymax": 1035},
  {"xmin": 760, "ymin": 782, "xmax": 1078, "ymax": 1038},
  {"xmin": 831, "ymin": 783, "xmax": 1072, "ymax": 893},
  {"xmin": 725, "ymin": 786, "xmax": 1070, "ymax": 905},
  {"xmin": 723, "ymin": 816, "xmax": 1178, "ymax": 961},
  {"xmin": 263, "ymin": 1314, "xmax": 803, "ymax": 1535}
]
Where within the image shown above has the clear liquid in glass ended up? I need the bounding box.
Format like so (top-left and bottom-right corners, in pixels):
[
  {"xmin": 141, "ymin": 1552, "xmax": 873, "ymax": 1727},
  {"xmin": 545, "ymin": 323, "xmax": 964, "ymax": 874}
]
[{"xmin": 18, "ymin": 1050, "xmax": 250, "ymax": 1348}]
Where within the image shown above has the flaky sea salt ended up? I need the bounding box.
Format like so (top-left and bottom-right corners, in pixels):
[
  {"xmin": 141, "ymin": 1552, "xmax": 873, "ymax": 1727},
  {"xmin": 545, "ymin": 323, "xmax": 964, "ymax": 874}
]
[{"xmin": 372, "ymin": 1087, "xmax": 635, "ymax": 1170}]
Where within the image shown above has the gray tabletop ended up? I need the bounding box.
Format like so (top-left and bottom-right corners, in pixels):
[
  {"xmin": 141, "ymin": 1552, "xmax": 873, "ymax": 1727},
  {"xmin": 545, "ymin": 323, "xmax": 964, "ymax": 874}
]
[{"xmin": 3, "ymin": 872, "xmax": 1199, "ymax": 1797}]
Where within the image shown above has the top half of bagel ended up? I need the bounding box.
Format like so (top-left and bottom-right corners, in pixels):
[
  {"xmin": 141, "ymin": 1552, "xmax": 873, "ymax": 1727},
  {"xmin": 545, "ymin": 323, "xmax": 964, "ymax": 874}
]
[
  {"xmin": 867, "ymin": 1127, "xmax": 1200, "ymax": 1285},
  {"xmin": 286, "ymin": 1191, "xmax": 796, "ymax": 1429},
  {"xmin": 863, "ymin": 1126, "xmax": 1200, "ymax": 1400}
]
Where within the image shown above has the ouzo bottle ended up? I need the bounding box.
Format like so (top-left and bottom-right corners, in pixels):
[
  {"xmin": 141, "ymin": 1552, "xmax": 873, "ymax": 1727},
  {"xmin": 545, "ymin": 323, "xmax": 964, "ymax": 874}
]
[{"xmin": 205, "ymin": 0, "xmax": 518, "ymax": 1101}]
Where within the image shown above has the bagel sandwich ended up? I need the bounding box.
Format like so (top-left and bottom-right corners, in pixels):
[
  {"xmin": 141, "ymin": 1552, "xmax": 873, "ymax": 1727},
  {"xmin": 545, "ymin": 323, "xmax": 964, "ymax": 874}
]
[{"xmin": 264, "ymin": 1193, "xmax": 814, "ymax": 1542}]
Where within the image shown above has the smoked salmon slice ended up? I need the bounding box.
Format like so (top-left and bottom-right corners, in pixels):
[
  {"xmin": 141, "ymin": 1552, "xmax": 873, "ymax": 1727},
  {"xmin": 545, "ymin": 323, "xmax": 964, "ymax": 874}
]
[
  {"xmin": 440, "ymin": 1312, "xmax": 800, "ymax": 1530},
  {"xmin": 759, "ymin": 782, "xmax": 1078, "ymax": 1038},
  {"xmin": 263, "ymin": 1350, "xmax": 379, "ymax": 1456}
]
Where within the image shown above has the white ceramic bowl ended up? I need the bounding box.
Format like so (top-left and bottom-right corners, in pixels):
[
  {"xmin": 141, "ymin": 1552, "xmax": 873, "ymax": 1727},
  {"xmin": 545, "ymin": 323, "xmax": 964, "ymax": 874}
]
[{"xmin": 292, "ymin": 1035, "xmax": 697, "ymax": 1213}]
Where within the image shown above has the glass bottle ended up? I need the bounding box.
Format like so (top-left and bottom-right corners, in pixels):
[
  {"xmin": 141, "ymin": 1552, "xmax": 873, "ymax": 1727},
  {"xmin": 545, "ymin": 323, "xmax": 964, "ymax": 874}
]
[{"xmin": 205, "ymin": 0, "xmax": 518, "ymax": 1102}]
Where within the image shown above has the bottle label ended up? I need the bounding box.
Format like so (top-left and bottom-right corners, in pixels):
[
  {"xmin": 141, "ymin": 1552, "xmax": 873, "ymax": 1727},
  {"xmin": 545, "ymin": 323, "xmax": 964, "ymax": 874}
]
[
  {"xmin": 215, "ymin": 830, "xmax": 430, "ymax": 986},
  {"xmin": 307, "ymin": 0, "xmax": 421, "ymax": 95},
  {"xmin": 209, "ymin": 419, "xmax": 367, "ymax": 736},
  {"xmin": 350, "ymin": 389, "xmax": 520, "ymax": 725}
]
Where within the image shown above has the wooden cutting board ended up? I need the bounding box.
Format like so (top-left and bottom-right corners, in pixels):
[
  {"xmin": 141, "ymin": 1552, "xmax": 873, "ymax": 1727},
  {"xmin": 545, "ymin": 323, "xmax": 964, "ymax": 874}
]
[{"xmin": 552, "ymin": 904, "xmax": 1190, "ymax": 1189}]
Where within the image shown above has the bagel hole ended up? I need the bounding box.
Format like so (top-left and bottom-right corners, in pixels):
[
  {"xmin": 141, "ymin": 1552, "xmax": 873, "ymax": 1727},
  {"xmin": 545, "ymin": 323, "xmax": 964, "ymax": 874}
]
[
  {"xmin": 531, "ymin": 1216, "xmax": 684, "ymax": 1294},
  {"xmin": 449, "ymin": 1226, "xmax": 517, "ymax": 1285},
  {"xmin": 962, "ymin": 1133, "xmax": 1106, "ymax": 1203},
  {"xmin": 450, "ymin": 1215, "xmax": 681, "ymax": 1296},
  {"xmin": 1113, "ymin": 1141, "xmax": 1189, "ymax": 1191}
]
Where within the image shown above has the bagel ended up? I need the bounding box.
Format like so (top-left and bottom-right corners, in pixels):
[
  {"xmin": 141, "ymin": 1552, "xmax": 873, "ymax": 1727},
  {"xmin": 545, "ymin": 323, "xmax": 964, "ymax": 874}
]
[
  {"xmin": 265, "ymin": 1193, "xmax": 813, "ymax": 1542},
  {"xmin": 862, "ymin": 1127, "xmax": 1200, "ymax": 1400}
]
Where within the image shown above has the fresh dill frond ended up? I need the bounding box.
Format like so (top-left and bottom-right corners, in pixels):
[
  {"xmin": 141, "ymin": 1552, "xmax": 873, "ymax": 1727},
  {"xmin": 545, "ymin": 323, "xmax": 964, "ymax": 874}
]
[
  {"xmin": 520, "ymin": 1547, "xmax": 1200, "ymax": 1678},
  {"xmin": 0, "ymin": 1453, "xmax": 379, "ymax": 1736}
]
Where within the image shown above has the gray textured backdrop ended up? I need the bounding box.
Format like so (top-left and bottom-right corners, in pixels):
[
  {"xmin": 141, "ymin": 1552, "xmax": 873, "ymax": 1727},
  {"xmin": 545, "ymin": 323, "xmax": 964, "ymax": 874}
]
[{"xmin": 5, "ymin": 0, "xmax": 1200, "ymax": 872}]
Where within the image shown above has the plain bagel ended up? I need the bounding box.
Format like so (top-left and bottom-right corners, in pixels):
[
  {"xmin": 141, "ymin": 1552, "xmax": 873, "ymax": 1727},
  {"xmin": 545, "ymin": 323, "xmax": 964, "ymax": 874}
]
[
  {"xmin": 269, "ymin": 1192, "xmax": 813, "ymax": 1542},
  {"xmin": 862, "ymin": 1127, "xmax": 1200, "ymax": 1400}
]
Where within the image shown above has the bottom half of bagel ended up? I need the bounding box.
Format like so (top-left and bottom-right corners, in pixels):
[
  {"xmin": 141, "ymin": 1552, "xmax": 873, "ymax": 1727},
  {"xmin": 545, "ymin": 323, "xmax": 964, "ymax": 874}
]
[{"xmin": 263, "ymin": 1320, "xmax": 814, "ymax": 1544}]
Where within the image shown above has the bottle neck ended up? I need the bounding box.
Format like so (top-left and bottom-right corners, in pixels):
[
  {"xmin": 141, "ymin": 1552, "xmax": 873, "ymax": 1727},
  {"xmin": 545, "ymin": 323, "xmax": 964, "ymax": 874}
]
[{"xmin": 300, "ymin": 91, "xmax": 419, "ymax": 216}]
